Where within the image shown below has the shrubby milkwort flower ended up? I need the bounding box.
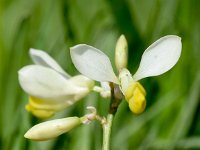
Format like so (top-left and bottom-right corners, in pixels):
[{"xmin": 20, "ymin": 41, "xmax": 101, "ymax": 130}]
[
  {"xmin": 70, "ymin": 35, "xmax": 182, "ymax": 114},
  {"xmin": 19, "ymin": 35, "xmax": 182, "ymax": 142},
  {"xmin": 18, "ymin": 49, "xmax": 94, "ymax": 118}
]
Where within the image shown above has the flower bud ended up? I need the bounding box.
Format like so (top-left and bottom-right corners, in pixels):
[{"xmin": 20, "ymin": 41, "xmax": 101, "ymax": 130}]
[
  {"xmin": 24, "ymin": 117, "xmax": 81, "ymax": 141},
  {"xmin": 115, "ymin": 35, "xmax": 128, "ymax": 71}
]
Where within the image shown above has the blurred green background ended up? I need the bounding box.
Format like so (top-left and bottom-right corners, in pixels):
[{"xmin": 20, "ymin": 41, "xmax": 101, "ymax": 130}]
[{"xmin": 1, "ymin": 0, "xmax": 200, "ymax": 149}]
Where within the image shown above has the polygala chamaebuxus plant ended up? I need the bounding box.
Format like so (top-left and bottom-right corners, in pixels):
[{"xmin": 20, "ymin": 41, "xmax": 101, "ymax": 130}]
[{"xmin": 18, "ymin": 35, "xmax": 182, "ymax": 150}]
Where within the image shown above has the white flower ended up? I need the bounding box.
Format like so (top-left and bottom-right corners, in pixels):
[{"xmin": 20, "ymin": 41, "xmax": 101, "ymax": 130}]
[
  {"xmin": 18, "ymin": 49, "xmax": 94, "ymax": 118},
  {"xmin": 70, "ymin": 35, "xmax": 182, "ymax": 114}
]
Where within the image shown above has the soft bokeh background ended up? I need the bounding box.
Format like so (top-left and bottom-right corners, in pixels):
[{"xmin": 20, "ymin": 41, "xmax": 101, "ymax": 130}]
[{"xmin": 1, "ymin": 0, "xmax": 200, "ymax": 149}]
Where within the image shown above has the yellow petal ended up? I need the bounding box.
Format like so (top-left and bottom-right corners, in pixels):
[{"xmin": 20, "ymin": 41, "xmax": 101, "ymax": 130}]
[
  {"xmin": 25, "ymin": 96, "xmax": 70, "ymax": 119},
  {"xmin": 28, "ymin": 96, "xmax": 69, "ymax": 111},
  {"xmin": 136, "ymin": 82, "xmax": 146, "ymax": 96},
  {"xmin": 128, "ymin": 87, "xmax": 146, "ymax": 114},
  {"xmin": 125, "ymin": 82, "xmax": 146, "ymax": 101},
  {"xmin": 25, "ymin": 104, "xmax": 54, "ymax": 119}
]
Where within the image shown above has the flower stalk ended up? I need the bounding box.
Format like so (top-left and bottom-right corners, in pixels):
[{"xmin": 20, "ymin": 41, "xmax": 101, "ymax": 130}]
[
  {"xmin": 102, "ymin": 113, "xmax": 113, "ymax": 150},
  {"xmin": 102, "ymin": 83, "xmax": 123, "ymax": 150}
]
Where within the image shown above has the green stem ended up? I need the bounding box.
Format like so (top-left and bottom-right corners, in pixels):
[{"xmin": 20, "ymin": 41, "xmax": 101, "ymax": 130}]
[
  {"xmin": 102, "ymin": 83, "xmax": 123, "ymax": 150},
  {"xmin": 102, "ymin": 114, "xmax": 114, "ymax": 150}
]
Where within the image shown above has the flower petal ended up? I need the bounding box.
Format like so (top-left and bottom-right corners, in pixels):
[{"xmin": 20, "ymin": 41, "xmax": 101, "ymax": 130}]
[
  {"xmin": 100, "ymin": 82, "xmax": 111, "ymax": 92},
  {"xmin": 18, "ymin": 65, "xmax": 88, "ymax": 102},
  {"xmin": 118, "ymin": 68, "xmax": 134, "ymax": 94},
  {"xmin": 69, "ymin": 75, "xmax": 94, "ymax": 89},
  {"xmin": 100, "ymin": 82, "xmax": 111, "ymax": 98},
  {"xmin": 69, "ymin": 75, "xmax": 95, "ymax": 100},
  {"xmin": 70, "ymin": 44, "xmax": 119, "ymax": 83},
  {"xmin": 29, "ymin": 48, "xmax": 70, "ymax": 78},
  {"xmin": 133, "ymin": 35, "xmax": 182, "ymax": 81}
]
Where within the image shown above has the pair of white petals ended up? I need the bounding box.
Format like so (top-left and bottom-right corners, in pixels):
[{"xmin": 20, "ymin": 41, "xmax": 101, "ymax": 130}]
[
  {"xmin": 18, "ymin": 49, "xmax": 94, "ymax": 106},
  {"xmin": 70, "ymin": 35, "xmax": 182, "ymax": 85}
]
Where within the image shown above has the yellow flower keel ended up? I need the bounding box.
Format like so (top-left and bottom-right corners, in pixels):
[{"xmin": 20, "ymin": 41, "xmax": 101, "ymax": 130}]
[
  {"xmin": 125, "ymin": 82, "xmax": 146, "ymax": 114},
  {"xmin": 128, "ymin": 90, "xmax": 146, "ymax": 114},
  {"xmin": 25, "ymin": 104, "xmax": 54, "ymax": 119},
  {"xmin": 125, "ymin": 82, "xmax": 146, "ymax": 101},
  {"xmin": 25, "ymin": 96, "xmax": 68, "ymax": 119}
]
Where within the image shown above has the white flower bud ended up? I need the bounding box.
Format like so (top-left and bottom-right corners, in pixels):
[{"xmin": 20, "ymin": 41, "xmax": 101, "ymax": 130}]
[
  {"xmin": 115, "ymin": 35, "xmax": 128, "ymax": 71},
  {"xmin": 24, "ymin": 117, "xmax": 81, "ymax": 141}
]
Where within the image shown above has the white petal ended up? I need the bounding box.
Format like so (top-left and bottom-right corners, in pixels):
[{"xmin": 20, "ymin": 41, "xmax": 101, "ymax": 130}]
[
  {"xmin": 101, "ymin": 82, "xmax": 111, "ymax": 91},
  {"xmin": 133, "ymin": 35, "xmax": 182, "ymax": 81},
  {"xmin": 118, "ymin": 68, "xmax": 134, "ymax": 94},
  {"xmin": 70, "ymin": 75, "xmax": 94, "ymax": 89},
  {"xmin": 24, "ymin": 117, "xmax": 81, "ymax": 141},
  {"xmin": 100, "ymin": 82, "xmax": 111, "ymax": 98},
  {"xmin": 18, "ymin": 65, "xmax": 88, "ymax": 102},
  {"xmin": 30, "ymin": 48, "xmax": 70, "ymax": 78},
  {"xmin": 70, "ymin": 44, "xmax": 119, "ymax": 83},
  {"xmin": 69, "ymin": 75, "xmax": 95, "ymax": 100}
]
